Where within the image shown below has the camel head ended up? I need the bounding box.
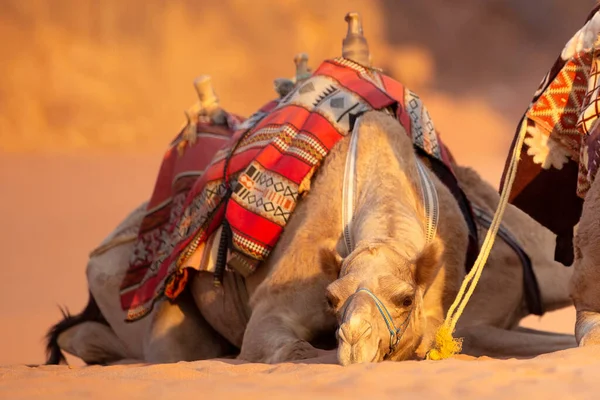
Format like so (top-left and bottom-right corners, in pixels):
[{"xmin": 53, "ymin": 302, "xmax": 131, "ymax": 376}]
[{"xmin": 325, "ymin": 238, "xmax": 442, "ymax": 365}]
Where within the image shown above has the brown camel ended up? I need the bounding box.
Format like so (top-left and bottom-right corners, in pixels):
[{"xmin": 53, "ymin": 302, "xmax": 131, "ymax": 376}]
[
  {"xmin": 495, "ymin": 4, "xmax": 600, "ymax": 350},
  {"xmin": 48, "ymin": 112, "xmax": 575, "ymax": 366},
  {"xmin": 45, "ymin": 12, "xmax": 576, "ymax": 366},
  {"xmin": 321, "ymin": 116, "xmax": 575, "ymax": 365}
]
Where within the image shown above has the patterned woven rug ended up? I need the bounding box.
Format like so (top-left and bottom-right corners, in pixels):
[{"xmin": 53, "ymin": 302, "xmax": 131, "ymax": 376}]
[
  {"xmin": 120, "ymin": 57, "xmax": 475, "ymax": 322},
  {"xmin": 118, "ymin": 110, "xmax": 245, "ymax": 312},
  {"xmin": 500, "ymin": 4, "xmax": 600, "ymax": 265}
]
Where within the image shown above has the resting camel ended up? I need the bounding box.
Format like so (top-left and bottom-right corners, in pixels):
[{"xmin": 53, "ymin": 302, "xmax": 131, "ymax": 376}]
[
  {"xmin": 497, "ymin": 4, "xmax": 600, "ymax": 349},
  {"xmin": 47, "ymin": 111, "xmax": 575, "ymax": 366},
  {"xmin": 46, "ymin": 13, "xmax": 575, "ymax": 366}
]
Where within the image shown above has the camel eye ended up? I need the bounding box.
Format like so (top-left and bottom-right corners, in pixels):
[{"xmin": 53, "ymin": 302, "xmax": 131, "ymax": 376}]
[{"xmin": 402, "ymin": 297, "xmax": 413, "ymax": 307}]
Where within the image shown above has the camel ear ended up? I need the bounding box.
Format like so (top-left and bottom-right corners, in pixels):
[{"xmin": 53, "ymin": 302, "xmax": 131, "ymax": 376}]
[
  {"xmin": 320, "ymin": 248, "xmax": 344, "ymax": 280},
  {"xmin": 414, "ymin": 242, "xmax": 443, "ymax": 290}
]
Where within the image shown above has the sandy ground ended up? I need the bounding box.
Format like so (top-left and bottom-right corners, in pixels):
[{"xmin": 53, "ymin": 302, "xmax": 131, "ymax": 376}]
[
  {"xmin": 0, "ymin": 152, "xmax": 585, "ymax": 399},
  {"xmin": 2, "ymin": 346, "xmax": 600, "ymax": 400}
]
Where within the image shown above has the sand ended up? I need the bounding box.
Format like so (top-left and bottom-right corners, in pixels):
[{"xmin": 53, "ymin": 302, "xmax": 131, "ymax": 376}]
[{"xmin": 2, "ymin": 347, "xmax": 599, "ymax": 399}]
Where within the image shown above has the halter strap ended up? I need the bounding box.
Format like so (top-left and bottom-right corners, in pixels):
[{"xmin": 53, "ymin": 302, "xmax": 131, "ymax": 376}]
[
  {"xmin": 345, "ymin": 288, "xmax": 412, "ymax": 354},
  {"xmin": 342, "ymin": 119, "xmax": 361, "ymax": 254},
  {"xmin": 471, "ymin": 204, "xmax": 544, "ymax": 316},
  {"xmin": 415, "ymin": 160, "xmax": 439, "ymax": 244},
  {"xmin": 341, "ymin": 116, "xmax": 440, "ymax": 256},
  {"xmin": 339, "ymin": 114, "xmax": 436, "ymax": 356}
]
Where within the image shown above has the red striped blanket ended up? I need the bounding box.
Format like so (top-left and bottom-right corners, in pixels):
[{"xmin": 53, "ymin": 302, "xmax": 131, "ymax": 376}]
[
  {"xmin": 120, "ymin": 57, "xmax": 465, "ymax": 322},
  {"xmin": 119, "ymin": 110, "xmax": 245, "ymax": 310}
]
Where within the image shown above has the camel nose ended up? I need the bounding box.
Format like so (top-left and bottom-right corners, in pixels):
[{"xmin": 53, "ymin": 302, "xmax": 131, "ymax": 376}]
[{"xmin": 338, "ymin": 318, "xmax": 372, "ymax": 346}]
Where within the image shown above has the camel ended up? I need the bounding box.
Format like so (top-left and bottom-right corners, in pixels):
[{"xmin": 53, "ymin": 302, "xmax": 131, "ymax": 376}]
[
  {"xmin": 47, "ymin": 112, "xmax": 575, "ymax": 366},
  {"xmin": 46, "ymin": 12, "xmax": 576, "ymax": 366},
  {"xmin": 317, "ymin": 116, "xmax": 575, "ymax": 365},
  {"xmin": 494, "ymin": 4, "xmax": 600, "ymax": 350},
  {"xmin": 571, "ymin": 176, "xmax": 600, "ymax": 346},
  {"xmin": 450, "ymin": 165, "xmax": 574, "ymax": 358}
]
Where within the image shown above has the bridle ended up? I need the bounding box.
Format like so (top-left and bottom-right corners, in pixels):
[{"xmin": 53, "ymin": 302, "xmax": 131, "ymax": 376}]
[
  {"xmin": 339, "ymin": 113, "xmax": 438, "ymax": 356},
  {"xmin": 341, "ymin": 287, "xmax": 413, "ymax": 356},
  {"xmin": 341, "ymin": 114, "xmax": 439, "ymax": 255}
]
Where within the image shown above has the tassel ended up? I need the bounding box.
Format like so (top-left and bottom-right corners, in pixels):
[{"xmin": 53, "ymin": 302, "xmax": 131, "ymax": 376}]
[{"xmin": 214, "ymin": 219, "xmax": 232, "ymax": 287}]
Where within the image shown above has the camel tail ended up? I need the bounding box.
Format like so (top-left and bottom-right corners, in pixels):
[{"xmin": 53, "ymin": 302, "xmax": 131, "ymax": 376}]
[{"xmin": 45, "ymin": 291, "xmax": 107, "ymax": 365}]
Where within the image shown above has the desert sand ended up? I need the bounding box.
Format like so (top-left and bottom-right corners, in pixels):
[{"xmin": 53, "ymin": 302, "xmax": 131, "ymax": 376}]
[
  {"xmin": 2, "ymin": 0, "xmax": 598, "ymax": 398},
  {"xmin": 2, "ymin": 346, "xmax": 600, "ymax": 400}
]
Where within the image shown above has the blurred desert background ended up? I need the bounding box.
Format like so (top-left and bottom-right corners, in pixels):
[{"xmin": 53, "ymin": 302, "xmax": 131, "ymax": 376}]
[{"xmin": 0, "ymin": 0, "xmax": 596, "ymax": 380}]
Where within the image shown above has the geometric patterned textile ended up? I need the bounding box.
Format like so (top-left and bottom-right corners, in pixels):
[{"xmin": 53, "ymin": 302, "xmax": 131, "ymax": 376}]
[
  {"xmin": 500, "ymin": 4, "xmax": 600, "ymax": 265},
  {"xmin": 120, "ymin": 57, "xmax": 456, "ymax": 322},
  {"xmin": 119, "ymin": 111, "xmax": 245, "ymax": 319},
  {"xmin": 526, "ymin": 53, "xmax": 591, "ymax": 162}
]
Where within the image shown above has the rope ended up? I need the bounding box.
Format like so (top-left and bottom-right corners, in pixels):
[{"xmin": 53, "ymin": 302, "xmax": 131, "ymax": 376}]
[
  {"xmin": 212, "ymin": 123, "xmax": 254, "ymax": 286},
  {"xmin": 426, "ymin": 118, "xmax": 529, "ymax": 361}
]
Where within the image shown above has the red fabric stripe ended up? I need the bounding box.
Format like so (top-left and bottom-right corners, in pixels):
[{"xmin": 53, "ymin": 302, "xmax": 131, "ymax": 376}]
[
  {"xmin": 254, "ymin": 146, "xmax": 312, "ymax": 184},
  {"xmin": 226, "ymin": 200, "xmax": 283, "ymax": 246},
  {"xmin": 172, "ymin": 137, "xmax": 229, "ymax": 177},
  {"xmin": 188, "ymin": 146, "xmax": 259, "ymax": 194},
  {"xmin": 226, "ymin": 148, "xmax": 263, "ymax": 176},
  {"xmin": 251, "ymin": 105, "xmax": 309, "ymax": 133},
  {"xmin": 123, "ymin": 203, "xmax": 227, "ymax": 310},
  {"xmin": 314, "ymin": 61, "xmax": 395, "ymax": 109},
  {"xmin": 120, "ymin": 265, "xmax": 166, "ymax": 310},
  {"xmin": 380, "ymin": 75, "xmax": 411, "ymax": 132},
  {"xmin": 302, "ymin": 113, "xmax": 344, "ymax": 148},
  {"xmin": 146, "ymin": 150, "xmax": 177, "ymax": 209}
]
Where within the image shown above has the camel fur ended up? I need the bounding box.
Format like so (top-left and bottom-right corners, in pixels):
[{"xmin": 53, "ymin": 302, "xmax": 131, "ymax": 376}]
[{"xmin": 46, "ymin": 112, "xmax": 574, "ymax": 366}]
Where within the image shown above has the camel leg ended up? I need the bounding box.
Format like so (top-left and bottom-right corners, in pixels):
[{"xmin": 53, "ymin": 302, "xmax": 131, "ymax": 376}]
[
  {"xmin": 239, "ymin": 304, "xmax": 322, "ymax": 364},
  {"xmin": 515, "ymin": 326, "xmax": 574, "ymax": 338},
  {"xmin": 457, "ymin": 324, "xmax": 577, "ymax": 358},
  {"xmin": 57, "ymin": 321, "xmax": 131, "ymax": 365},
  {"xmin": 143, "ymin": 292, "xmax": 234, "ymax": 363},
  {"xmin": 239, "ymin": 278, "xmax": 336, "ymax": 364},
  {"xmin": 571, "ymin": 177, "xmax": 600, "ymax": 347}
]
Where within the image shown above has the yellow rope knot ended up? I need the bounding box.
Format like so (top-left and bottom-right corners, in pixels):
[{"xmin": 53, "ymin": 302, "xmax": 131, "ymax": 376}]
[
  {"xmin": 425, "ymin": 118, "xmax": 529, "ymax": 361},
  {"xmin": 426, "ymin": 323, "xmax": 463, "ymax": 360}
]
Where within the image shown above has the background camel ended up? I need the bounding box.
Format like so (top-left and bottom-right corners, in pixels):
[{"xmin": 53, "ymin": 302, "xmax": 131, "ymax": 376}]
[
  {"xmin": 496, "ymin": 4, "xmax": 600, "ymax": 350},
  {"xmin": 451, "ymin": 165, "xmax": 574, "ymax": 357},
  {"xmin": 48, "ymin": 112, "xmax": 575, "ymax": 366}
]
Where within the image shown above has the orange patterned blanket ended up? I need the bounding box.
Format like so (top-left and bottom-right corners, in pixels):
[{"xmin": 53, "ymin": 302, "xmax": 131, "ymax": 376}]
[{"xmin": 501, "ymin": 4, "xmax": 600, "ymax": 265}]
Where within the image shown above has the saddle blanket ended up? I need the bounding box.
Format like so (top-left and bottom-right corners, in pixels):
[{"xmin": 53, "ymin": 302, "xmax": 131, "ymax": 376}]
[
  {"xmin": 120, "ymin": 57, "xmax": 470, "ymax": 322},
  {"xmin": 500, "ymin": 4, "xmax": 600, "ymax": 265}
]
